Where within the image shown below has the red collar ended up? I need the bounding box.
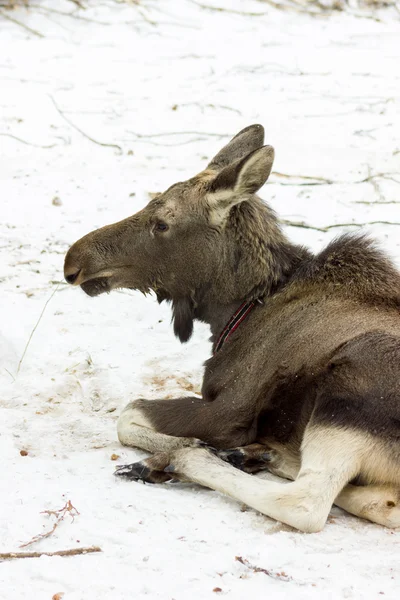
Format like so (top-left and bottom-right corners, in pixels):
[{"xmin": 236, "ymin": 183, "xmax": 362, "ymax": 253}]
[{"xmin": 213, "ymin": 300, "xmax": 257, "ymax": 354}]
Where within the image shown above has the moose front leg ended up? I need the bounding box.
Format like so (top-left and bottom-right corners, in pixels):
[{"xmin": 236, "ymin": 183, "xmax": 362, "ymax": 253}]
[
  {"xmin": 117, "ymin": 399, "xmax": 203, "ymax": 454},
  {"xmin": 117, "ymin": 396, "xmax": 258, "ymax": 451},
  {"xmin": 115, "ymin": 396, "xmax": 259, "ymax": 483},
  {"xmin": 116, "ymin": 398, "xmax": 209, "ymax": 484}
]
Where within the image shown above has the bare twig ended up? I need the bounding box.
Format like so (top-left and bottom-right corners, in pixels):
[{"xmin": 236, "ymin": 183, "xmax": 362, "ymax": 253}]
[
  {"xmin": 67, "ymin": 0, "xmax": 86, "ymax": 8},
  {"xmin": 324, "ymin": 220, "xmax": 400, "ymax": 230},
  {"xmin": 365, "ymin": 165, "xmax": 384, "ymax": 202},
  {"xmin": 4, "ymin": 367, "xmax": 15, "ymax": 382},
  {"xmin": 272, "ymin": 171, "xmax": 334, "ymax": 184},
  {"xmin": 0, "ymin": 546, "xmax": 101, "ymax": 561},
  {"xmin": 128, "ymin": 130, "xmax": 228, "ymax": 139},
  {"xmin": 126, "ymin": 129, "xmax": 228, "ymax": 146},
  {"xmin": 256, "ymin": 0, "xmax": 323, "ymax": 14},
  {"xmin": 235, "ymin": 555, "xmax": 292, "ymax": 582},
  {"xmin": 49, "ymin": 95, "xmax": 122, "ymax": 154},
  {"xmin": 257, "ymin": 0, "xmax": 386, "ymax": 19},
  {"xmin": 281, "ymin": 220, "xmax": 326, "ymax": 231},
  {"xmin": 281, "ymin": 219, "xmax": 400, "ymax": 232},
  {"xmin": 173, "ymin": 102, "xmax": 242, "ymax": 116},
  {"xmin": 135, "ymin": 5, "xmax": 158, "ymax": 25},
  {"xmin": 0, "ymin": 133, "xmax": 58, "ymax": 149},
  {"xmin": 357, "ymin": 171, "xmax": 400, "ymax": 185},
  {"xmin": 270, "ymin": 171, "xmax": 400, "ymax": 187},
  {"xmin": 29, "ymin": 5, "xmax": 111, "ymax": 25},
  {"xmin": 0, "ymin": 9, "xmax": 45, "ymax": 37},
  {"xmin": 20, "ymin": 500, "xmax": 79, "ymax": 549},
  {"xmin": 189, "ymin": 0, "xmax": 268, "ymax": 16},
  {"xmin": 42, "ymin": 500, "xmax": 80, "ymax": 522},
  {"xmin": 355, "ymin": 200, "xmax": 400, "ymax": 205},
  {"xmin": 17, "ymin": 284, "xmax": 60, "ymax": 375}
]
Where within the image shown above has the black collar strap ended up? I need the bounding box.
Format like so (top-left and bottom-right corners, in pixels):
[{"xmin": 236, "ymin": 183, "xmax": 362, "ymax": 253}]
[{"xmin": 213, "ymin": 300, "xmax": 257, "ymax": 354}]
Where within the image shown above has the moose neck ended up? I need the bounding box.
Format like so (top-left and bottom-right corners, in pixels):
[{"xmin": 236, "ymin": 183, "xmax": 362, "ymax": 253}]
[{"xmin": 194, "ymin": 200, "xmax": 310, "ymax": 343}]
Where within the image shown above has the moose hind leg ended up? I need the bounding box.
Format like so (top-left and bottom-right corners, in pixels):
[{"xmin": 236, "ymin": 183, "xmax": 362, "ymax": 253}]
[
  {"xmin": 335, "ymin": 484, "xmax": 400, "ymax": 528},
  {"xmin": 164, "ymin": 425, "xmax": 362, "ymax": 532}
]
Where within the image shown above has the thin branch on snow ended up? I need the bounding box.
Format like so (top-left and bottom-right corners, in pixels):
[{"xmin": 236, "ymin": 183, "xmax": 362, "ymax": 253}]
[
  {"xmin": 257, "ymin": 0, "xmax": 386, "ymax": 20},
  {"xmin": 128, "ymin": 130, "xmax": 229, "ymax": 139},
  {"xmin": 173, "ymin": 102, "xmax": 242, "ymax": 116},
  {"xmin": 49, "ymin": 95, "xmax": 123, "ymax": 154},
  {"xmin": 124, "ymin": 137, "xmax": 210, "ymax": 147},
  {"xmin": 274, "ymin": 181, "xmax": 334, "ymax": 187},
  {"xmin": 256, "ymin": 0, "xmax": 324, "ymax": 14},
  {"xmin": 0, "ymin": 8, "xmax": 45, "ymax": 37},
  {"xmin": 16, "ymin": 284, "xmax": 60, "ymax": 376},
  {"xmin": 357, "ymin": 171, "xmax": 400, "ymax": 185},
  {"xmin": 0, "ymin": 132, "xmax": 59, "ymax": 149},
  {"xmin": 135, "ymin": 5, "xmax": 158, "ymax": 25},
  {"xmin": 20, "ymin": 500, "xmax": 79, "ymax": 549},
  {"xmin": 4, "ymin": 367, "xmax": 15, "ymax": 382},
  {"xmin": 126, "ymin": 130, "xmax": 229, "ymax": 147},
  {"xmin": 285, "ymin": 0, "xmax": 331, "ymax": 13},
  {"xmin": 355, "ymin": 200, "xmax": 400, "ymax": 205},
  {"xmin": 29, "ymin": 5, "xmax": 112, "ymax": 25},
  {"xmin": 281, "ymin": 219, "xmax": 400, "ymax": 232},
  {"xmin": 0, "ymin": 546, "xmax": 102, "ymax": 561},
  {"xmin": 188, "ymin": 0, "xmax": 268, "ymax": 16},
  {"xmin": 281, "ymin": 220, "xmax": 333, "ymax": 232},
  {"xmin": 135, "ymin": 1, "xmax": 201, "ymax": 28},
  {"xmin": 365, "ymin": 165, "xmax": 384, "ymax": 202},
  {"xmin": 272, "ymin": 171, "xmax": 334, "ymax": 184},
  {"xmin": 67, "ymin": 0, "xmax": 86, "ymax": 8},
  {"xmin": 271, "ymin": 171, "xmax": 400, "ymax": 187},
  {"xmin": 235, "ymin": 555, "xmax": 292, "ymax": 582}
]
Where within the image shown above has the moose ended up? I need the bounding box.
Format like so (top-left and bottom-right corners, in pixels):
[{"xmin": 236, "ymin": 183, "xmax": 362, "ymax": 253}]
[{"xmin": 64, "ymin": 124, "xmax": 400, "ymax": 533}]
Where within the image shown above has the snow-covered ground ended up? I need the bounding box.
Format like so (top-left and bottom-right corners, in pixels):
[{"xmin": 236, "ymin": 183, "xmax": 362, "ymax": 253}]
[{"xmin": 1, "ymin": 1, "xmax": 400, "ymax": 598}]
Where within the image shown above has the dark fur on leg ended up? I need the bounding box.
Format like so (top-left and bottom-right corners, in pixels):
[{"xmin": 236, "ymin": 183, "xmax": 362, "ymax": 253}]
[{"xmin": 217, "ymin": 443, "xmax": 274, "ymax": 474}]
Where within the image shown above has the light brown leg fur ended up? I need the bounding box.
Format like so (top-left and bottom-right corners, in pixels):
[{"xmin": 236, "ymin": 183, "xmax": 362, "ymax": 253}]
[
  {"xmin": 335, "ymin": 484, "xmax": 400, "ymax": 528},
  {"xmin": 158, "ymin": 426, "xmax": 362, "ymax": 533}
]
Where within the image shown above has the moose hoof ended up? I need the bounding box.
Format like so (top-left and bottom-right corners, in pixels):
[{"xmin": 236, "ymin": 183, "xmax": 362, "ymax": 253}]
[
  {"xmin": 217, "ymin": 446, "xmax": 274, "ymax": 474},
  {"xmin": 218, "ymin": 449, "xmax": 248, "ymax": 470},
  {"xmin": 114, "ymin": 461, "xmax": 172, "ymax": 484}
]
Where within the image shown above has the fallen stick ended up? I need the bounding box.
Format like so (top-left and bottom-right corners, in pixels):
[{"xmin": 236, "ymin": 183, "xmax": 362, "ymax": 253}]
[
  {"xmin": 0, "ymin": 9, "xmax": 45, "ymax": 38},
  {"xmin": 17, "ymin": 284, "xmax": 60, "ymax": 375},
  {"xmin": 19, "ymin": 500, "xmax": 79, "ymax": 549},
  {"xmin": 0, "ymin": 546, "xmax": 102, "ymax": 561},
  {"xmin": 49, "ymin": 95, "xmax": 122, "ymax": 154},
  {"xmin": 235, "ymin": 555, "xmax": 292, "ymax": 582},
  {"xmin": 0, "ymin": 132, "xmax": 58, "ymax": 149},
  {"xmin": 281, "ymin": 219, "xmax": 400, "ymax": 232}
]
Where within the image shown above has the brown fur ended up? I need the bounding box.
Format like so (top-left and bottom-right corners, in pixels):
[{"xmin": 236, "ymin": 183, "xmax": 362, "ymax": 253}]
[{"xmin": 65, "ymin": 124, "xmax": 400, "ymax": 531}]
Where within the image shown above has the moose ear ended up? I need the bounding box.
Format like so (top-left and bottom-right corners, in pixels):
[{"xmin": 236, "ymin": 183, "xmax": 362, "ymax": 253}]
[
  {"xmin": 209, "ymin": 145, "xmax": 275, "ymax": 204},
  {"xmin": 208, "ymin": 124, "xmax": 265, "ymax": 170}
]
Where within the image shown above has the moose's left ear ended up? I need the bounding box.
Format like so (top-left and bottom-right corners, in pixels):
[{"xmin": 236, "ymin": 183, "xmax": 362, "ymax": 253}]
[{"xmin": 209, "ymin": 145, "xmax": 275, "ymax": 200}]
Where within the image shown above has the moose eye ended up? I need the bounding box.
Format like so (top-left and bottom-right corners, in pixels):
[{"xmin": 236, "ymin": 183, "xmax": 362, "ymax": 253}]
[{"xmin": 155, "ymin": 222, "xmax": 169, "ymax": 232}]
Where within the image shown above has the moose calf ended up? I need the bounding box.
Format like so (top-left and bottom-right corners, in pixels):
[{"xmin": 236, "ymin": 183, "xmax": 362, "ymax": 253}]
[{"xmin": 64, "ymin": 124, "xmax": 400, "ymax": 532}]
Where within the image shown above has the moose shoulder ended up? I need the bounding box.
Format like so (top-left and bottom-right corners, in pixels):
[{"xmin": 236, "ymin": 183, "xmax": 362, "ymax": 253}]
[{"xmin": 64, "ymin": 124, "xmax": 400, "ymax": 533}]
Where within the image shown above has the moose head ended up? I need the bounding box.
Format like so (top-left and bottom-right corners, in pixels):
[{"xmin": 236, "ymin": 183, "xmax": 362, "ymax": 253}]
[{"xmin": 64, "ymin": 125, "xmax": 295, "ymax": 342}]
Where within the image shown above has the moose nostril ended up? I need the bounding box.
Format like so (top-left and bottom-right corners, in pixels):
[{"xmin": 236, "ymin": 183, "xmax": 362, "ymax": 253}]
[{"xmin": 65, "ymin": 269, "xmax": 81, "ymax": 285}]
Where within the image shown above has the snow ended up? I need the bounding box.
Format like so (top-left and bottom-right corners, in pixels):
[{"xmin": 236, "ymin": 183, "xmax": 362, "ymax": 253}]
[{"xmin": 1, "ymin": 0, "xmax": 400, "ymax": 598}]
